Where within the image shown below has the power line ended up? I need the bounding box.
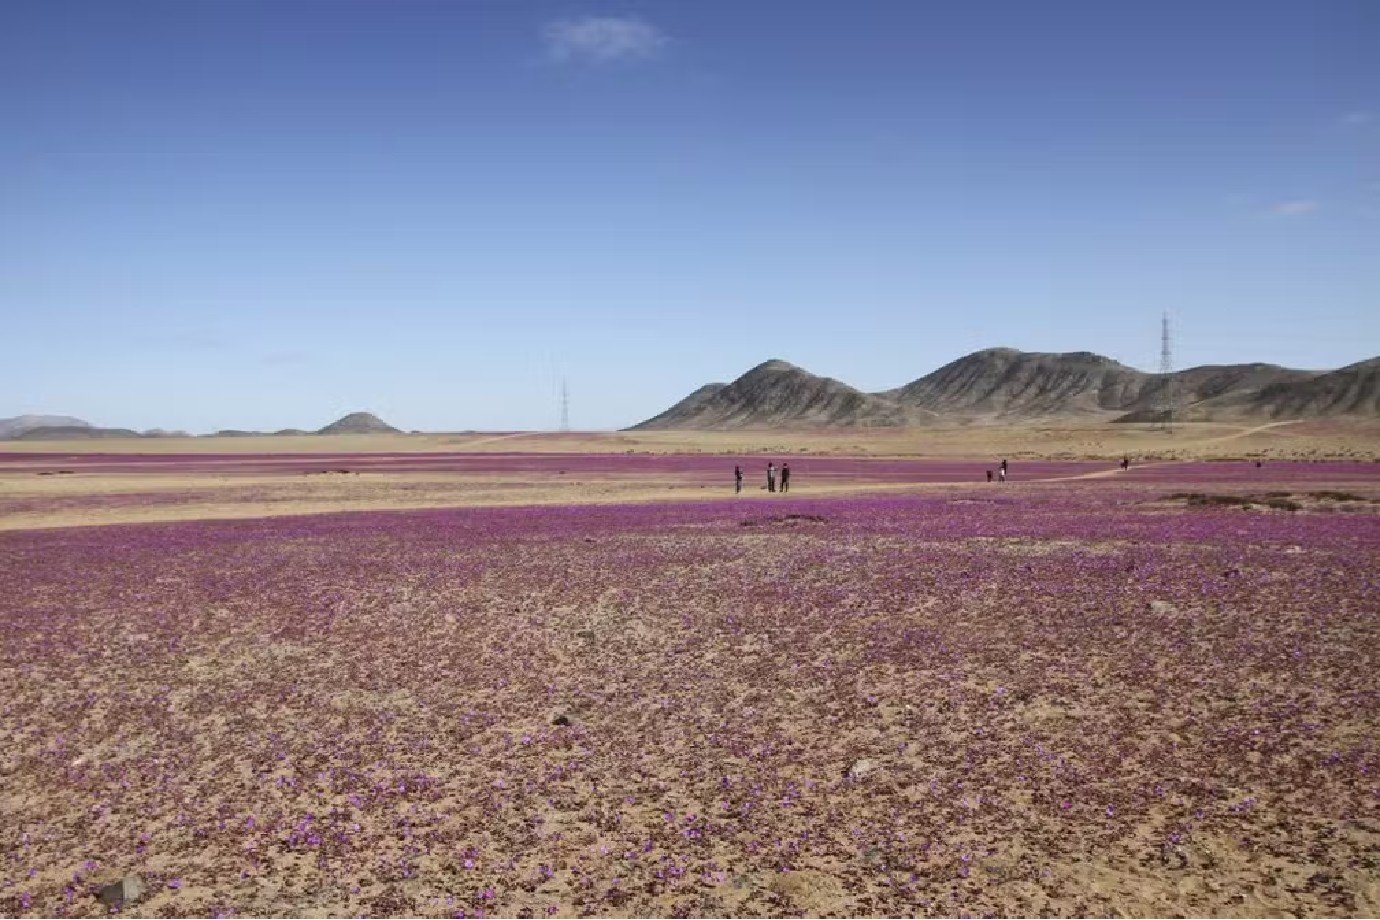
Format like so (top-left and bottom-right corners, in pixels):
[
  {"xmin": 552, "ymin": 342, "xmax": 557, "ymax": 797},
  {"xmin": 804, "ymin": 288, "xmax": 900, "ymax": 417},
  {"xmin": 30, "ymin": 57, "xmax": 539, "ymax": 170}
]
[{"xmin": 1159, "ymin": 311, "xmax": 1175, "ymax": 433}]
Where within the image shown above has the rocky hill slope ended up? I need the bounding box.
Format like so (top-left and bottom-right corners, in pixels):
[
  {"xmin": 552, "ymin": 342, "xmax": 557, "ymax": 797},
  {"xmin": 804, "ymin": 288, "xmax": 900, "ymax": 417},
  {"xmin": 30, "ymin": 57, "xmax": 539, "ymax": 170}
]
[
  {"xmin": 635, "ymin": 349, "xmax": 1378, "ymax": 428},
  {"xmin": 631, "ymin": 360, "xmax": 926, "ymax": 429},
  {"xmin": 1243, "ymin": 357, "xmax": 1380, "ymax": 419},
  {"xmin": 883, "ymin": 349, "xmax": 1148, "ymax": 417}
]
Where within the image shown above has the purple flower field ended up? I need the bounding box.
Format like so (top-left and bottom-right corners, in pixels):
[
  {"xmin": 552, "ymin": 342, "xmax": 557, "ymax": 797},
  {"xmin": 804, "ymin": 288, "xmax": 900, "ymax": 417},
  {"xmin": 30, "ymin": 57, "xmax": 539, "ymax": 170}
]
[
  {"xmin": 0, "ymin": 451, "xmax": 1107, "ymax": 483},
  {"xmin": 2, "ymin": 484, "xmax": 1378, "ymax": 917}
]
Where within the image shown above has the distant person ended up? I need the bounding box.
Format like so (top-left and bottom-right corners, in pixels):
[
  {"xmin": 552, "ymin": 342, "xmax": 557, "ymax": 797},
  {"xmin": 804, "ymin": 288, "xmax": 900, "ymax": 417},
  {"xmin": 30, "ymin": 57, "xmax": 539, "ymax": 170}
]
[
  {"xmin": 734, "ymin": 465, "xmax": 743, "ymax": 494},
  {"xmin": 998, "ymin": 467, "xmax": 1007, "ymax": 483},
  {"xmin": 780, "ymin": 463, "xmax": 791, "ymax": 493},
  {"xmin": 1255, "ymin": 460, "xmax": 1263, "ymax": 468},
  {"xmin": 1121, "ymin": 455, "xmax": 1130, "ymax": 471},
  {"xmin": 766, "ymin": 462, "xmax": 776, "ymax": 493},
  {"xmin": 986, "ymin": 470, "xmax": 993, "ymax": 483}
]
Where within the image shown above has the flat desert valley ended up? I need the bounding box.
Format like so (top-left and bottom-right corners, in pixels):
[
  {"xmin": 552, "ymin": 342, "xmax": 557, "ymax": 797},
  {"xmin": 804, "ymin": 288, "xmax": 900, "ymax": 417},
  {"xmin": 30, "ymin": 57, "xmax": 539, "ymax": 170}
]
[{"xmin": 2, "ymin": 422, "xmax": 1377, "ymax": 917}]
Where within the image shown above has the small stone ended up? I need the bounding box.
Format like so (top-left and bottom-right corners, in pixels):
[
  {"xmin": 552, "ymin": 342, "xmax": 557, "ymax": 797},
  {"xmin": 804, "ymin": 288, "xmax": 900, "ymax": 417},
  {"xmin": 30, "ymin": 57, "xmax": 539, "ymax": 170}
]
[
  {"xmin": 845, "ymin": 758, "xmax": 878, "ymax": 781},
  {"xmin": 97, "ymin": 875, "xmax": 145, "ymax": 909},
  {"xmin": 1160, "ymin": 845, "xmax": 1188, "ymax": 870},
  {"xmin": 553, "ymin": 714, "xmax": 572, "ymax": 727}
]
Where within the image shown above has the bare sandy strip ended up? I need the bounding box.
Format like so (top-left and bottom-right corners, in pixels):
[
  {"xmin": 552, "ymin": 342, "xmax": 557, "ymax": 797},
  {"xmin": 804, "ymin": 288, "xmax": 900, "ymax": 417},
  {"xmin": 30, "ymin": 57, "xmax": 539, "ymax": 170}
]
[{"xmin": 2, "ymin": 419, "xmax": 1377, "ymax": 460}]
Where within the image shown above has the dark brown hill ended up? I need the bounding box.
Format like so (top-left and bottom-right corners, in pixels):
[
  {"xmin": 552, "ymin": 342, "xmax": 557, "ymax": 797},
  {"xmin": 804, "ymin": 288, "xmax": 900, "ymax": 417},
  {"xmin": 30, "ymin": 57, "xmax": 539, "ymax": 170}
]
[
  {"xmin": 632, "ymin": 384, "xmax": 728, "ymax": 429},
  {"xmin": 883, "ymin": 348, "xmax": 1146, "ymax": 417},
  {"xmin": 1244, "ymin": 357, "xmax": 1380, "ymax": 418},
  {"xmin": 630, "ymin": 360, "xmax": 922, "ymax": 429},
  {"xmin": 1112, "ymin": 364, "xmax": 1319, "ymax": 422},
  {"xmin": 888, "ymin": 349, "xmax": 1356, "ymax": 422},
  {"xmin": 317, "ymin": 412, "xmax": 400, "ymax": 435},
  {"xmin": 635, "ymin": 349, "xmax": 1378, "ymax": 429}
]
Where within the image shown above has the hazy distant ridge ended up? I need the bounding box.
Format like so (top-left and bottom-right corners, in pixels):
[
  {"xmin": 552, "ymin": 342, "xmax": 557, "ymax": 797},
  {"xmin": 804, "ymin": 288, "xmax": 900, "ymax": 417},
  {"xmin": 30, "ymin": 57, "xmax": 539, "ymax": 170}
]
[{"xmin": 0, "ymin": 415, "xmax": 91, "ymax": 438}]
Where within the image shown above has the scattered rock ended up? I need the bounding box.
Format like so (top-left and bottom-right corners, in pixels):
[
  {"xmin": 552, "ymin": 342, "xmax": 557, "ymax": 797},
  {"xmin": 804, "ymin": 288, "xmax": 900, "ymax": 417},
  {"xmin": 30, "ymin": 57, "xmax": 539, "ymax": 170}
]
[
  {"xmin": 845, "ymin": 758, "xmax": 878, "ymax": 781},
  {"xmin": 1160, "ymin": 844, "xmax": 1188, "ymax": 870},
  {"xmin": 97, "ymin": 875, "xmax": 145, "ymax": 909},
  {"xmin": 1149, "ymin": 600, "xmax": 1178, "ymax": 616},
  {"xmin": 553, "ymin": 714, "xmax": 572, "ymax": 727},
  {"xmin": 576, "ymin": 630, "xmax": 595, "ymax": 641}
]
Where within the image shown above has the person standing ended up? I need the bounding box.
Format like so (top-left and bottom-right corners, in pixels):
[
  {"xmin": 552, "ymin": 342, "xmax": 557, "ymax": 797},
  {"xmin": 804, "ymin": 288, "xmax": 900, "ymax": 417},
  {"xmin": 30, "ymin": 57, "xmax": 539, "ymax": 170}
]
[
  {"xmin": 734, "ymin": 465, "xmax": 743, "ymax": 494},
  {"xmin": 1000, "ymin": 458, "xmax": 1008, "ymax": 478},
  {"xmin": 1121, "ymin": 455, "xmax": 1130, "ymax": 471},
  {"xmin": 986, "ymin": 469, "xmax": 993, "ymax": 483},
  {"xmin": 780, "ymin": 462, "xmax": 791, "ymax": 493},
  {"xmin": 766, "ymin": 462, "xmax": 776, "ymax": 493}
]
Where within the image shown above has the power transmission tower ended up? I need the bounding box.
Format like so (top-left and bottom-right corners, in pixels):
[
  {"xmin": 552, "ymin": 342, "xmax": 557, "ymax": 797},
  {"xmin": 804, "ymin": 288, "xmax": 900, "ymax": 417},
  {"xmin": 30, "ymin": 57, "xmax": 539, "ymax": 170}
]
[
  {"xmin": 1159, "ymin": 311, "xmax": 1175, "ymax": 433},
  {"xmin": 559, "ymin": 378, "xmax": 570, "ymax": 432}
]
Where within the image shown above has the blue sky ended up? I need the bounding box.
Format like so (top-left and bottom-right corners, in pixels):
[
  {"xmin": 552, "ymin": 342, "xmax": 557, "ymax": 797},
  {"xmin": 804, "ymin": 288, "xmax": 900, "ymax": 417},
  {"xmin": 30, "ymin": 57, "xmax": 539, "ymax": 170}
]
[{"xmin": 3, "ymin": 0, "xmax": 1377, "ymax": 431}]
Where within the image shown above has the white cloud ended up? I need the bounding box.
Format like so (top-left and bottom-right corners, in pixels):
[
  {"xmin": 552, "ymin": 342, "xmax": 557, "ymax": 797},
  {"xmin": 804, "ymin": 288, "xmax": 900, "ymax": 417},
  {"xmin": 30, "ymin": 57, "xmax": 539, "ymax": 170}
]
[
  {"xmin": 544, "ymin": 16, "xmax": 667, "ymax": 63},
  {"xmin": 1341, "ymin": 110, "xmax": 1374, "ymax": 126},
  {"xmin": 1269, "ymin": 199, "xmax": 1319, "ymax": 217}
]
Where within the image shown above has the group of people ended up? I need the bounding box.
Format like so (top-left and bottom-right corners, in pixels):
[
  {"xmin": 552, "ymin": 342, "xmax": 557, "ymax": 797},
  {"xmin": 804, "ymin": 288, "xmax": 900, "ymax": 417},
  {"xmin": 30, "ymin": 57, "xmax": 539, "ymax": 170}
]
[
  {"xmin": 728, "ymin": 454, "xmax": 1167, "ymax": 493},
  {"xmin": 985, "ymin": 459, "xmax": 1010, "ymax": 483},
  {"xmin": 734, "ymin": 462, "xmax": 791, "ymax": 494},
  {"xmin": 732, "ymin": 454, "xmax": 1160, "ymax": 492}
]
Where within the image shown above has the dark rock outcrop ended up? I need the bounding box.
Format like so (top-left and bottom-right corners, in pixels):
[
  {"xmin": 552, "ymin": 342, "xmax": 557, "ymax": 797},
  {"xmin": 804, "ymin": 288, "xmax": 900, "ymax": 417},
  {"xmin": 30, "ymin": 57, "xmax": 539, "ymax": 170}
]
[{"xmin": 317, "ymin": 412, "xmax": 401, "ymax": 435}]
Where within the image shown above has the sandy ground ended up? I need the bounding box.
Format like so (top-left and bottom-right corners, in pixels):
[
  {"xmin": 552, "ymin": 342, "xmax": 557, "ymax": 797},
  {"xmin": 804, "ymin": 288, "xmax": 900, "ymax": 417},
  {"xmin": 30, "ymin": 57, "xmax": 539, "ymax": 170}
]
[
  {"xmin": 3, "ymin": 459, "xmax": 1378, "ymax": 532},
  {"xmin": 0, "ymin": 471, "xmax": 917, "ymax": 532},
  {"xmin": 2, "ymin": 418, "xmax": 1377, "ymax": 460}
]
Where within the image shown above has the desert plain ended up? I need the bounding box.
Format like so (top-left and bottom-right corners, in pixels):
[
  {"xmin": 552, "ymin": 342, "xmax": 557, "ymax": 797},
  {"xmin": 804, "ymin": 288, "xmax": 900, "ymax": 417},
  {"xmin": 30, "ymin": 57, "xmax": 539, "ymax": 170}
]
[{"xmin": 1, "ymin": 421, "xmax": 1377, "ymax": 918}]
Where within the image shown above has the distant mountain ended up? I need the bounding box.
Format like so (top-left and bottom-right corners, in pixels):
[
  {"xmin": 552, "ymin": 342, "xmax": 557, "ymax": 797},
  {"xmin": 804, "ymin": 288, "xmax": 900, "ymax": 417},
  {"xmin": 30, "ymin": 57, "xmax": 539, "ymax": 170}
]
[
  {"xmin": 0, "ymin": 415, "xmax": 90, "ymax": 439},
  {"xmin": 1110, "ymin": 363, "xmax": 1319, "ymax": 423},
  {"xmin": 635, "ymin": 349, "xmax": 1379, "ymax": 428},
  {"xmin": 317, "ymin": 411, "xmax": 401, "ymax": 435},
  {"xmin": 884, "ymin": 349, "xmax": 1147, "ymax": 417},
  {"xmin": 630, "ymin": 359, "xmax": 927, "ymax": 429},
  {"xmin": 1243, "ymin": 357, "xmax": 1380, "ymax": 419},
  {"xmin": 14, "ymin": 425, "xmax": 141, "ymax": 440}
]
